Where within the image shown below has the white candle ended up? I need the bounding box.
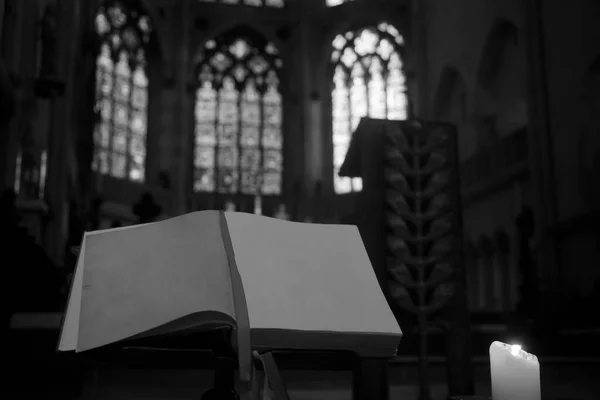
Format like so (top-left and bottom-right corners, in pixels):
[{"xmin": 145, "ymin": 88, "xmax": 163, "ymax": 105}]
[{"xmin": 490, "ymin": 341, "xmax": 541, "ymax": 400}]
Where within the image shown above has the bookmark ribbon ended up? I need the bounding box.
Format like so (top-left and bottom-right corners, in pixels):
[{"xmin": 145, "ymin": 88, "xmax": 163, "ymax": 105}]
[
  {"xmin": 218, "ymin": 212, "xmax": 289, "ymax": 399},
  {"xmin": 251, "ymin": 351, "xmax": 290, "ymax": 400}
]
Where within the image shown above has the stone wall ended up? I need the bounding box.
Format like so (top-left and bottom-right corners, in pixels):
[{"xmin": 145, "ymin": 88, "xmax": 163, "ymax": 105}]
[{"xmin": 420, "ymin": 0, "xmax": 600, "ymax": 296}]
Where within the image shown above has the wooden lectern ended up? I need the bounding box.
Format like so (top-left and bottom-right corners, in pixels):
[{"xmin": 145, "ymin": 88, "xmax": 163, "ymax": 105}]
[
  {"xmin": 51, "ymin": 211, "xmax": 402, "ymax": 400},
  {"xmin": 5, "ymin": 317, "xmax": 390, "ymax": 400}
]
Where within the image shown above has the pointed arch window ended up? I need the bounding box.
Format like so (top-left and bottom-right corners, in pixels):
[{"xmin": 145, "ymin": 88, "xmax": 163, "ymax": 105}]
[
  {"xmin": 331, "ymin": 22, "xmax": 408, "ymax": 194},
  {"xmin": 194, "ymin": 28, "xmax": 283, "ymax": 195},
  {"xmin": 197, "ymin": 0, "xmax": 285, "ymax": 8},
  {"xmin": 92, "ymin": 0, "xmax": 152, "ymax": 182}
]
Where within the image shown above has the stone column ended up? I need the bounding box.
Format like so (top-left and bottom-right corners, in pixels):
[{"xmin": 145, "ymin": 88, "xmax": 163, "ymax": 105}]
[
  {"xmin": 174, "ymin": 0, "xmax": 192, "ymax": 215},
  {"xmin": 521, "ymin": 0, "xmax": 559, "ymax": 284},
  {"xmin": 298, "ymin": 0, "xmax": 315, "ymax": 198},
  {"xmin": 0, "ymin": 55, "xmax": 16, "ymax": 189},
  {"xmin": 0, "ymin": 0, "xmax": 20, "ymax": 190}
]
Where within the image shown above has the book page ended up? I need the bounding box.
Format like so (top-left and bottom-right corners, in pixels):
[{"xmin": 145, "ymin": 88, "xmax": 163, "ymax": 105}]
[
  {"xmin": 224, "ymin": 213, "xmax": 401, "ymax": 336},
  {"xmin": 59, "ymin": 223, "xmax": 152, "ymax": 351},
  {"xmin": 76, "ymin": 211, "xmax": 235, "ymax": 351},
  {"xmin": 57, "ymin": 235, "xmax": 86, "ymax": 351}
]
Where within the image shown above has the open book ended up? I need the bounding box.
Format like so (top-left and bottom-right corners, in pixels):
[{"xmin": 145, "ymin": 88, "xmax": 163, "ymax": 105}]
[{"xmin": 58, "ymin": 211, "xmax": 402, "ymax": 380}]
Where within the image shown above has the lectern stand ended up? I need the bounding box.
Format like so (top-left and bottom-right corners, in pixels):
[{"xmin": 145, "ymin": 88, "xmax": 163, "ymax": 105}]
[
  {"xmin": 64, "ymin": 326, "xmax": 392, "ymax": 400},
  {"xmin": 197, "ymin": 328, "xmax": 392, "ymax": 400},
  {"xmin": 201, "ymin": 328, "xmax": 239, "ymax": 400},
  {"xmin": 201, "ymin": 356, "xmax": 239, "ymax": 400}
]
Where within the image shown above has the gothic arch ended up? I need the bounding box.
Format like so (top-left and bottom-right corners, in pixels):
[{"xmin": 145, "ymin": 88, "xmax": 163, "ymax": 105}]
[
  {"xmin": 191, "ymin": 21, "xmax": 289, "ymax": 85},
  {"xmin": 91, "ymin": 0, "xmax": 157, "ymax": 182},
  {"xmin": 322, "ymin": 16, "xmax": 408, "ymax": 70},
  {"xmin": 328, "ymin": 21, "xmax": 408, "ymax": 193},
  {"xmin": 192, "ymin": 25, "xmax": 284, "ymax": 195},
  {"xmin": 94, "ymin": 0, "xmax": 163, "ymax": 61},
  {"xmin": 433, "ymin": 65, "xmax": 467, "ymax": 123},
  {"xmin": 74, "ymin": 1, "xmax": 167, "ymax": 75},
  {"xmin": 198, "ymin": 21, "xmax": 286, "ymax": 60}
]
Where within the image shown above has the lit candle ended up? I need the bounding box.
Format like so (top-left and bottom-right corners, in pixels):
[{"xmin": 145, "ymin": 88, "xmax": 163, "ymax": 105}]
[{"xmin": 489, "ymin": 341, "xmax": 541, "ymax": 400}]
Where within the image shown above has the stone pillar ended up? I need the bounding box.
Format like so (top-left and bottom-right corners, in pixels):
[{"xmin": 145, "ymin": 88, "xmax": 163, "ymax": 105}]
[
  {"xmin": 411, "ymin": 0, "xmax": 430, "ymax": 119},
  {"xmin": 41, "ymin": 0, "xmax": 73, "ymax": 265},
  {"xmin": 0, "ymin": 55, "xmax": 16, "ymax": 188},
  {"xmin": 0, "ymin": 0, "xmax": 20, "ymax": 190},
  {"xmin": 144, "ymin": 66, "xmax": 163, "ymax": 187},
  {"xmin": 174, "ymin": 0, "xmax": 192, "ymax": 215},
  {"xmin": 521, "ymin": 0, "xmax": 559, "ymax": 284},
  {"xmin": 298, "ymin": 0, "xmax": 316, "ymax": 198}
]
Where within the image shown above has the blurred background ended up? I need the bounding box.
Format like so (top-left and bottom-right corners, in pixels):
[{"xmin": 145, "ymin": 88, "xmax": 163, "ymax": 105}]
[{"xmin": 1, "ymin": 0, "xmax": 599, "ymax": 399}]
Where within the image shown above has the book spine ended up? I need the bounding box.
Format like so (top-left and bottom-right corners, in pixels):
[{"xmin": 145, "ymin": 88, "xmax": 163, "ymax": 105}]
[{"xmin": 219, "ymin": 211, "xmax": 252, "ymax": 383}]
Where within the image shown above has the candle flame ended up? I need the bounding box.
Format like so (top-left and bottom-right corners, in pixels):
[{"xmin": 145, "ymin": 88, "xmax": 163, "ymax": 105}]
[{"xmin": 510, "ymin": 344, "xmax": 522, "ymax": 356}]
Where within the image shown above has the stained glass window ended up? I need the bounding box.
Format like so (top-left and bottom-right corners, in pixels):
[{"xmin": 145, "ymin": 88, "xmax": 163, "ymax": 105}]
[
  {"xmin": 92, "ymin": 0, "xmax": 152, "ymax": 182},
  {"xmin": 194, "ymin": 28, "xmax": 283, "ymax": 195},
  {"xmin": 331, "ymin": 22, "xmax": 408, "ymax": 194},
  {"xmin": 197, "ymin": 0, "xmax": 285, "ymax": 7},
  {"xmin": 326, "ymin": 0, "xmax": 354, "ymax": 7}
]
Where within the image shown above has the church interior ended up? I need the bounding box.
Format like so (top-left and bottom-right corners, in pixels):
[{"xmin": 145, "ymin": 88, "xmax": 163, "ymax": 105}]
[{"xmin": 2, "ymin": 0, "xmax": 599, "ymax": 399}]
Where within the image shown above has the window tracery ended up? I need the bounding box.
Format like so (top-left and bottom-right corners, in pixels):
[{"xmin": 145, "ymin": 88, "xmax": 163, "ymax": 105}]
[
  {"xmin": 194, "ymin": 28, "xmax": 283, "ymax": 195},
  {"xmin": 92, "ymin": 0, "xmax": 152, "ymax": 182},
  {"xmin": 331, "ymin": 22, "xmax": 408, "ymax": 193}
]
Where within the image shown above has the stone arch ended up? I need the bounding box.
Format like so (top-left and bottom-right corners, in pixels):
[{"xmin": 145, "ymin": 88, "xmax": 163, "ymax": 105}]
[
  {"xmin": 75, "ymin": 1, "xmax": 167, "ymax": 70},
  {"xmin": 323, "ymin": 18, "xmax": 408, "ymax": 79},
  {"xmin": 473, "ymin": 18, "xmax": 527, "ymax": 143},
  {"xmin": 316, "ymin": 11, "xmax": 408, "ymax": 194},
  {"xmin": 433, "ymin": 65, "xmax": 467, "ymax": 123},
  {"xmin": 193, "ymin": 21, "xmax": 288, "ymax": 84},
  {"xmin": 191, "ymin": 24, "xmax": 285, "ymax": 195},
  {"xmin": 198, "ymin": 21, "xmax": 286, "ymax": 60},
  {"xmin": 191, "ymin": 23, "xmax": 286, "ymax": 97}
]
